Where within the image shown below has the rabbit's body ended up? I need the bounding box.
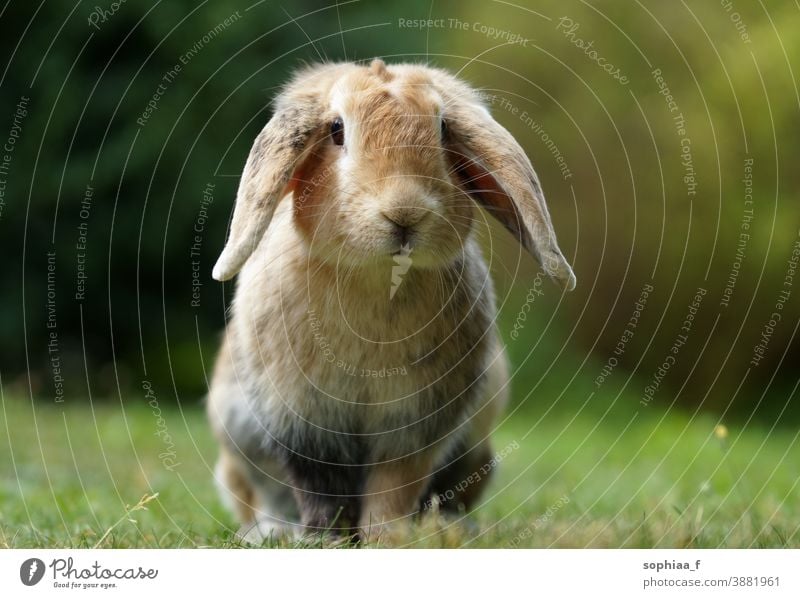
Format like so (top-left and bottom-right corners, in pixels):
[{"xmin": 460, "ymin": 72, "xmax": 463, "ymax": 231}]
[
  {"xmin": 209, "ymin": 199, "xmax": 508, "ymax": 537},
  {"xmin": 207, "ymin": 60, "xmax": 574, "ymax": 541}
]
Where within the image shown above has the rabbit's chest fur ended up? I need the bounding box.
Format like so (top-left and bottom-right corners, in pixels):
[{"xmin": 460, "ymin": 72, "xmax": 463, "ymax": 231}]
[{"xmin": 228, "ymin": 211, "xmax": 496, "ymax": 462}]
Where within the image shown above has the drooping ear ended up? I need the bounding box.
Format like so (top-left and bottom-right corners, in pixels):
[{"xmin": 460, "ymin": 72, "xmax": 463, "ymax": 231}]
[
  {"xmin": 435, "ymin": 74, "xmax": 576, "ymax": 291},
  {"xmin": 212, "ymin": 67, "xmax": 336, "ymax": 281}
]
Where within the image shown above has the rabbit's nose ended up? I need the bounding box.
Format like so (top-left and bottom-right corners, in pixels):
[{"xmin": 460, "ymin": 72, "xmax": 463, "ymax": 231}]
[
  {"xmin": 381, "ymin": 208, "xmax": 428, "ymax": 229},
  {"xmin": 382, "ymin": 210, "xmax": 428, "ymax": 245}
]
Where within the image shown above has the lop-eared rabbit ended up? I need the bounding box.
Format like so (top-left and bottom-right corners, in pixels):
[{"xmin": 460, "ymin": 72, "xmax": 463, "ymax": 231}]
[{"xmin": 207, "ymin": 59, "xmax": 575, "ymax": 543}]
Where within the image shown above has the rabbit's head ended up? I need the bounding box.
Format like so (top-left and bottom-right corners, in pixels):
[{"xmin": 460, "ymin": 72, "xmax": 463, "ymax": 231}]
[{"xmin": 213, "ymin": 59, "xmax": 575, "ymax": 290}]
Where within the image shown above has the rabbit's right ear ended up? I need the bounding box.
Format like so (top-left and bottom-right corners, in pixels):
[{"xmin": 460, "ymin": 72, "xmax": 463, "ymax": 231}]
[
  {"xmin": 212, "ymin": 78, "xmax": 327, "ymax": 281},
  {"xmin": 432, "ymin": 70, "xmax": 576, "ymax": 291}
]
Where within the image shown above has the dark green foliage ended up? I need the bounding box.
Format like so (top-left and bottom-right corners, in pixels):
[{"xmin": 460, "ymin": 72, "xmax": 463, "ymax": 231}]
[{"xmin": 0, "ymin": 1, "xmax": 797, "ymax": 422}]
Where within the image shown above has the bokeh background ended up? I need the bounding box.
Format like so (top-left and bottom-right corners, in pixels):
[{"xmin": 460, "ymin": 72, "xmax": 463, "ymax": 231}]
[{"xmin": 1, "ymin": 0, "xmax": 798, "ymax": 547}]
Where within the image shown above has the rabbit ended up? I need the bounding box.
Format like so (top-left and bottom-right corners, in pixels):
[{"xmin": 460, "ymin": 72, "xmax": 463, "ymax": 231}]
[{"xmin": 206, "ymin": 58, "xmax": 575, "ymax": 543}]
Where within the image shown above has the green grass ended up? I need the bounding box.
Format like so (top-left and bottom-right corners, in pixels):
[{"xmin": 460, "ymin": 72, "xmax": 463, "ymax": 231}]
[{"xmin": 1, "ymin": 394, "xmax": 798, "ymax": 548}]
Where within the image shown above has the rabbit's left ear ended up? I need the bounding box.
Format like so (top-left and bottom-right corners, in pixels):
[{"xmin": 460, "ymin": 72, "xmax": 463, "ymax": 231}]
[
  {"xmin": 212, "ymin": 94, "xmax": 321, "ymax": 281},
  {"xmin": 436, "ymin": 77, "xmax": 576, "ymax": 291},
  {"xmin": 212, "ymin": 64, "xmax": 346, "ymax": 281}
]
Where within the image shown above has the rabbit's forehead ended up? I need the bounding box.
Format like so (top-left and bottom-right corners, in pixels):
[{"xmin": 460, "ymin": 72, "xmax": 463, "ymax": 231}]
[{"xmin": 330, "ymin": 69, "xmax": 443, "ymax": 121}]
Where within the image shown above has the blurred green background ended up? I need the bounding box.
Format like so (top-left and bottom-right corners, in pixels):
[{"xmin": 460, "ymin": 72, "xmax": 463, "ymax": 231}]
[
  {"xmin": 2, "ymin": 0, "xmax": 797, "ymax": 421},
  {"xmin": 1, "ymin": 0, "xmax": 799, "ymax": 549}
]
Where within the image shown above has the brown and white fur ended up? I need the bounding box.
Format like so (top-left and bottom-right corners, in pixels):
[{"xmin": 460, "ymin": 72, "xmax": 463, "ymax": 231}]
[{"xmin": 206, "ymin": 59, "xmax": 575, "ymax": 543}]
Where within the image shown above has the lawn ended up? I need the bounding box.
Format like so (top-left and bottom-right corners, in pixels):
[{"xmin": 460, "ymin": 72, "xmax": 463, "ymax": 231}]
[{"xmin": 1, "ymin": 390, "xmax": 798, "ymax": 548}]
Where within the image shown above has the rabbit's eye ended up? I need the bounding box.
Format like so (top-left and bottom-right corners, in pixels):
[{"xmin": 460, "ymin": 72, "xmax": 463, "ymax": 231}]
[{"xmin": 331, "ymin": 117, "xmax": 345, "ymax": 146}]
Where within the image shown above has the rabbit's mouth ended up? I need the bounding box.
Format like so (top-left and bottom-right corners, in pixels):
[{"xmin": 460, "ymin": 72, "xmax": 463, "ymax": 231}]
[
  {"xmin": 388, "ymin": 229, "xmax": 420, "ymax": 256},
  {"xmin": 385, "ymin": 229, "xmax": 440, "ymax": 266},
  {"xmin": 390, "ymin": 242, "xmax": 414, "ymax": 257},
  {"xmin": 381, "ymin": 239, "xmax": 457, "ymax": 270}
]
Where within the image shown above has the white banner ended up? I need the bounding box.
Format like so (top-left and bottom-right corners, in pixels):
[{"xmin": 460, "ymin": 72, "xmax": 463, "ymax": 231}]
[{"xmin": 1, "ymin": 549, "xmax": 797, "ymax": 597}]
